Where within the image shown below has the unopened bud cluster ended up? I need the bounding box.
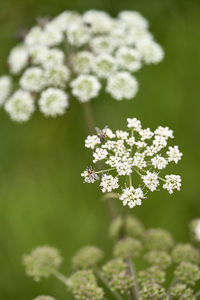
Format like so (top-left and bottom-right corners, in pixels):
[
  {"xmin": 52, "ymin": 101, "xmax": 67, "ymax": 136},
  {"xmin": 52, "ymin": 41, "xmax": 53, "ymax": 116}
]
[{"xmin": 23, "ymin": 215, "xmax": 200, "ymax": 299}]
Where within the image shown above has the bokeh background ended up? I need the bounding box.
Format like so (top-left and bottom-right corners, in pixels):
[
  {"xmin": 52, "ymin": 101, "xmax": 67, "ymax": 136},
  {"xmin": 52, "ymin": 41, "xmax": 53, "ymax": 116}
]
[{"xmin": 0, "ymin": 0, "xmax": 200, "ymax": 299}]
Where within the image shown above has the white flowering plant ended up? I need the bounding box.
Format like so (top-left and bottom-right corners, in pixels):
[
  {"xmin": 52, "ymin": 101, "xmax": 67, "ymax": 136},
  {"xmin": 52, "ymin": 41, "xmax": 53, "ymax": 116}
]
[
  {"xmin": 0, "ymin": 6, "xmax": 193, "ymax": 300},
  {"xmin": 0, "ymin": 9, "xmax": 164, "ymax": 122},
  {"xmin": 82, "ymin": 118, "xmax": 182, "ymax": 208}
]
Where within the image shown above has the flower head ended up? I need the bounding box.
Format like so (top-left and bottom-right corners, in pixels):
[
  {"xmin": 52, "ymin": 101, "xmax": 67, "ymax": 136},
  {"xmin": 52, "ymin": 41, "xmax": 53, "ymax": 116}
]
[
  {"xmin": 138, "ymin": 266, "xmax": 165, "ymax": 285},
  {"xmin": 82, "ymin": 118, "xmax": 182, "ymax": 208},
  {"xmin": 174, "ymin": 262, "xmax": 200, "ymax": 286},
  {"xmin": 68, "ymin": 270, "xmax": 104, "ymax": 300},
  {"xmin": 139, "ymin": 282, "xmax": 168, "ymax": 300},
  {"xmin": 113, "ymin": 237, "xmax": 142, "ymax": 259},
  {"xmin": 20, "ymin": 67, "xmax": 45, "ymax": 92},
  {"xmin": 71, "ymin": 75, "xmax": 101, "ymax": 102},
  {"xmin": 172, "ymin": 243, "xmax": 200, "ymax": 264},
  {"xmin": 1, "ymin": 9, "xmax": 164, "ymax": 121},
  {"xmin": 102, "ymin": 258, "xmax": 134, "ymax": 294},
  {"xmin": 39, "ymin": 88, "xmax": 69, "ymax": 117},
  {"xmin": 5, "ymin": 90, "xmax": 35, "ymax": 122},
  {"xmin": 144, "ymin": 228, "xmax": 174, "ymax": 251},
  {"xmin": 23, "ymin": 246, "xmax": 62, "ymax": 281},
  {"xmin": 72, "ymin": 246, "xmax": 103, "ymax": 269},
  {"xmin": 144, "ymin": 251, "xmax": 171, "ymax": 269},
  {"xmin": 170, "ymin": 284, "xmax": 195, "ymax": 300},
  {"xmin": 106, "ymin": 72, "xmax": 138, "ymax": 100},
  {"xmin": 100, "ymin": 174, "xmax": 119, "ymax": 192}
]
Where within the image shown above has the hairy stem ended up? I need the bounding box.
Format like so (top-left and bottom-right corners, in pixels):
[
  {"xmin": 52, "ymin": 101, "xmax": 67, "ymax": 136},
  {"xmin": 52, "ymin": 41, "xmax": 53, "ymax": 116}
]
[{"xmin": 95, "ymin": 269, "xmax": 124, "ymax": 300}]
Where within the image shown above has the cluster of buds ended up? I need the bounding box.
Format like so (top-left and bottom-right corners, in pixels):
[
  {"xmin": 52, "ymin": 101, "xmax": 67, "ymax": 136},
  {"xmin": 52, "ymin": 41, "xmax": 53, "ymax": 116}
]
[
  {"xmin": 24, "ymin": 215, "xmax": 200, "ymax": 300},
  {"xmin": 82, "ymin": 117, "xmax": 182, "ymax": 208},
  {"xmin": 0, "ymin": 10, "xmax": 164, "ymax": 122}
]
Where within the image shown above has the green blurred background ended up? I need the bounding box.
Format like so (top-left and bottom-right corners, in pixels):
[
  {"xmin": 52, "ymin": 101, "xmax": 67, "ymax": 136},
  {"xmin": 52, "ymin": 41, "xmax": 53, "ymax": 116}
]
[{"xmin": 0, "ymin": 0, "xmax": 200, "ymax": 299}]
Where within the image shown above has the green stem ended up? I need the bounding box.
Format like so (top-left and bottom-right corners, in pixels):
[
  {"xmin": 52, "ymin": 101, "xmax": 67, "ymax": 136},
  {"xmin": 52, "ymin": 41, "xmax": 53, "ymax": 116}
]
[
  {"xmin": 132, "ymin": 167, "xmax": 143, "ymax": 177},
  {"xmin": 95, "ymin": 269, "xmax": 124, "ymax": 300},
  {"xmin": 53, "ymin": 271, "xmax": 69, "ymax": 286},
  {"xmin": 96, "ymin": 168, "xmax": 116, "ymax": 174},
  {"xmin": 82, "ymin": 102, "xmax": 118, "ymax": 220},
  {"xmin": 127, "ymin": 259, "xmax": 139, "ymax": 300},
  {"xmin": 129, "ymin": 175, "xmax": 132, "ymax": 187},
  {"xmin": 82, "ymin": 102, "xmax": 96, "ymax": 135}
]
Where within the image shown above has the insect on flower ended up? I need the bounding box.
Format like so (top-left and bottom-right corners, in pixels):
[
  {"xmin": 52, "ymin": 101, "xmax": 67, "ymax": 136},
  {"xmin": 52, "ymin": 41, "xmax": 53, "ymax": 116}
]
[{"xmin": 82, "ymin": 117, "xmax": 183, "ymax": 208}]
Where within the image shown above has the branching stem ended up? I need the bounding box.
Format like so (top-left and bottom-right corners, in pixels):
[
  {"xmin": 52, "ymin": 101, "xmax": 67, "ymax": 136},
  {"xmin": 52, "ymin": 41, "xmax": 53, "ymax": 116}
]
[{"xmin": 95, "ymin": 268, "xmax": 124, "ymax": 300}]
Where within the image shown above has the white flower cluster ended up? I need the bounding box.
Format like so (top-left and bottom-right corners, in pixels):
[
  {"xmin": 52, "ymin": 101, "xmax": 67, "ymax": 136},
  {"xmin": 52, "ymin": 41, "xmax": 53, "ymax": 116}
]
[
  {"xmin": 81, "ymin": 118, "xmax": 182, "ymax": 208},
  {"xmin": 0, "ymin": 10, "xmax": 164, "ymax": 122}
]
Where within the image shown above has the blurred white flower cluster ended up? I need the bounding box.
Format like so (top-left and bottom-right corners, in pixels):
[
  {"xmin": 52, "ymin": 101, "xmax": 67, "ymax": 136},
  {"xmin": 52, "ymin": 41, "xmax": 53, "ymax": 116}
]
[
  {"xmin": 82, "ymin": 118, "xmax": 182, "ymax": 208},
  {"xmin": 0, "ymin": 10, "xmax": 164, "ymax": 122}
]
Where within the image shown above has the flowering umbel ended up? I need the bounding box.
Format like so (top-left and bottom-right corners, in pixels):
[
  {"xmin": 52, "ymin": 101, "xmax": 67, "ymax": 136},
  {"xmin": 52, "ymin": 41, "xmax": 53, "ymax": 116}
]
[
  {"xmin": 81, "ymin": 118, "xmax": 182, "ymax": 208},
  {"xmin": 0, "ymin": 10, "xmax": 164, "ymax": 122}
]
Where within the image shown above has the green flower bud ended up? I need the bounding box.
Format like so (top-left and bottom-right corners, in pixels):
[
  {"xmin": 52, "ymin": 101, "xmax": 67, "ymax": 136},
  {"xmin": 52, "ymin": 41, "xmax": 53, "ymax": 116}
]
[
  {"xmin": 72, "ymin": 246, "xmax": 103, "ymax": 269},
  {"xmin": 170, "ymin": 284, "xmax": 195, "ymax": 300},
  {"xmin": 23, "ymin": 246, "xmax": 62, "ymax": 281},
  {"xmin": 113, "ymin": 237, "xmax": 142, "ymax": 259},
  {"xmin": 139, "ymin": 282, "xmax": 168, "ymax": 300},
  {"xmin": 138, "ymin": 266, "xmax": 166, "ymax": 285},
  {"xmin": 68, "ymin": 270, "xmax": 104, "ymax": 300},
  {"xmin": 144, "ymin": 251, "xmax": 171, "ymax": 269},
  {"xmin": 174, "ymin": 262, "xmax": 200, "ymax": 286},
  {"xmin": 172, "ymin": 243, "xmax": 200, "ymax": 264},
  {"xmin": 102, "ymin": 258, "xmax": 134, "ymax": 294},
  {"xmin": 109, "ymin": 215, "xmax": 145, "ymax": 239},
  {"xmin": 143, "ymin": 228, "xmax": 174, "ymax": 251}
]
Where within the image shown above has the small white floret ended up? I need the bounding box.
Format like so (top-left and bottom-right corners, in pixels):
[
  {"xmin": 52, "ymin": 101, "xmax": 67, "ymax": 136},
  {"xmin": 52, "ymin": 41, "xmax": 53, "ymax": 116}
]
[
  {"xmin": 8, "ymin": 45, "xmax": 29, "ymax": 74},
  {"xmin": 39, "ymin": 88, "xmax": 69, "ymax": 117},
  {"xmin": 163, "ymin": 175, "xmax": 181, "ymax": 194},
  {"xmin": 85, "ymin": 135, "xmax": 101, "ymax": 149},
  {"xmin": 71, "ymin": 75, "xmax": 101, "ymax": 103},
  {"xmin": 137, "ymin": 39, "xmax": 164, "ymax": 64},
  {"xmin": 116, "ymin": 46, "xmax": 142, "ymax": 72},
  {"xmin": 106, "ymin": 72, "xmax": 138, "ymax": 100},
  {"xmin": 20, "ymin": 67, "xmax": 45, "ymax": 92},
  {"xmin": 93, "ymin": 54, "xmax": 116, "ymax": 78},
  {"xmin": 151, "ymin": 155, "xmax": 168, "ymax": 170},
  {"xmin": 167, "ymin": 146, "xmax": 183, "ymax": 164},
  {"xmin": 100, "ymin": 174, "xmax": 119, "ymax": 192}
]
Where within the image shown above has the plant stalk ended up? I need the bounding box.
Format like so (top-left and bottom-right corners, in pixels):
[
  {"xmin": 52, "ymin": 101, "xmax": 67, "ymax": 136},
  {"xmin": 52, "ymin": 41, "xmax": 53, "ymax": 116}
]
[
  {"xmin": 53, "ymin": 271, "xmax": 69, "ymax": 286},
  {"xmin": 127, "ymin": 259, "xmax": 139, "ymax": 300},
  {"xmin": 82, "ymin": 102, "xmax": 118, "ymax": 220},
  {"xmin": 95, "ymin": 268, "xmax": 124, "ymax": 300}
]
